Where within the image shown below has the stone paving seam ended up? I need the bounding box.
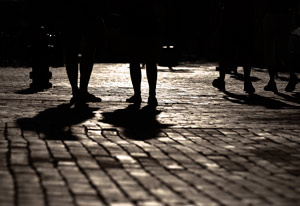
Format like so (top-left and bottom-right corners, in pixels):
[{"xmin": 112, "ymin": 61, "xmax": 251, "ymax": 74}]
[
  {"xmin": 21, "ymin": 127, "xmax": 48, "ymax": 206},
  {"xmin": 42, "ymin": 136, "xmax": 78, "ymax": 206},
  {"xmin": 62, "ymin": 140, "xmax": 107, "ymax": 206},
  {"xmin": 99, "ymin": 129, "xmax": 167, "ymax": 206},
  {"xmin": 104, "ymin": 130, "xmax": 223, "ymax": 206},
  {"xmin": 152, "ymin": 135, "xmax": 254, "ymax": 204},
  {"xmin": 98, "ymin": 128, "xmax": 193, "ymax": 205},
  {"xmin": 3, "ymin": 123, "xmax": 17, "ymax": 206},
  {"xmin": 84, "ymin": 126, "xmax": 161, "ymax": 206},
  {"xmin": 146, "ymin": 135, "xmax": 247, "ymax": 206}
]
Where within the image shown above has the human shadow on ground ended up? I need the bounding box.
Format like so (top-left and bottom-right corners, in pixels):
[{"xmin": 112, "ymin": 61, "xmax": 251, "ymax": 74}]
[
  {"xmin": 17, "ymin": 104, "xmax": 98, "ymax": 140},
  {"xmin": 248, "ymin": 143, "xmax": 300, "ymax": 176},
  {"xmin": 15, "ymin": 87, "xmax": 47, "ymax": 94},
  {"xmin": 100, "ymin": 104, "xmax": 172, "ymax": 140},
  {"xmin": 223, "ymin": 91, "xmax": 299, "ymax": 109},
  {"xmin": 276, "ymin": 92, "xmax": 300, "ymax": 105},
  {"xmin": 293, "ymin": 92, "xmax": 300, "ymax": 98},
  {"xmin": 230, "ymin": 73, "xmax": 261, "ymax": 82},
  {"xmin": 158, "ymin": 67, "xmax": 193, "ymax": 73}
]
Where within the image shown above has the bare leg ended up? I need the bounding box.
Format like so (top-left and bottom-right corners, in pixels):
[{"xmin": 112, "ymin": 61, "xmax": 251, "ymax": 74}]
[
  {"xmin": 129, "ymin": 62, "xmax": 142, "ymax": 96},
  {"xmin": 212, "ymin": 63, "xmax": 226, "ymax": 91},
  {"xmin": 268, "ymin": 67, "xmax": 276, "ymax": 82},
  {"xmin": 66, "ymin": 48, "xmax": 79, "ymax": 95},
  {"xmin": 219, "ymin": 66, "xmax": 226, "ymax": 81},
  {"xmin": 285, "ymin": 72, "xmax": 299, "ymax": 92},
  {"xmin": 264, "ymin": 67, "xmax": 278, "ymax": 93},
  {"xmin": 243, "ymin": 66, "xmax": 255, "ymax": 94},
  {"xmin": 146, "ymin": 61, "xmax": 157, "ymax": 97},
  {"xmin": 243, "ymin": 66, "xmax": 251, "ymax": 80},
  {"xmin": 79, "ymin": 50, "xmax": 94, "ymax": 93}
]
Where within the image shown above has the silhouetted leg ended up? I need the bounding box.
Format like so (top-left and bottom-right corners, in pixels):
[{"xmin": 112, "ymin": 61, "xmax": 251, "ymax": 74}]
[
  {"xmin": 243, "ymin": 66, "xmax": 255, "ymax": 94},
  {"xmin": 243, "ymin": 66, "xmax": 251, "ymax": 80},
  {"xmin": 264, "ymin": 67, "xmax": 278, "ymax": 93},
  {"xmin": 79, "ymin": 51, "xmax": 94, "ymax": 93},
  {"xmin": 285, "ymin": 72, "xmax": 299, "ymax": 92},
  {"xmin": 146, "ymin": 61, "xmax": 157, "ymax": 97},
  {"xmin": 146, "ymin": 61, "xmax": 158, "ymax": 106},
  {"xmin": 126, "ymin": 61, "xmax": 142, "ymax": 104},
  {"xmin": 78, "ymin": 48, "xmax": 101, "ymax": 102},
  {"xmin": 66, "ymin": 48, "xmax": 79, "ymax": 95},
  {"xmin": 285, "ymin": 37, "xmax": 299, "ymax": 92},
  {"xmin": 130, "ymin": 62, "xmax": 142, "ymax": 96},
  {"xmin": 212, "ymin": 63, "xmax": 226, "ymax": 91},
  {"xmin": 219, "ymin": 66, "xmax": 226, "ymax": 81},
  {"xmin": 268, "ymin": 68, "xmax": 276, "ymax": 82}
]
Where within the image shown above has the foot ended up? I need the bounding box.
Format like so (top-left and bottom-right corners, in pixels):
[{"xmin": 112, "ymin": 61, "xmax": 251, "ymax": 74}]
[
  {"xmin": 212, "ymin": 78, "xmax": 225, "ymax": 91},
  {"xmin": 80, "ymin": 91, "xmax": 102, "ymax": 103},
  {"xmin": 147, "ymin": 96, "xmax": 158, "ymax": 107},
  {"xmin": 70, "ymin": 95, "xmax": 79, "ymax": 105},
  {"xmin": 70, "ymin": 90, "xmax": 80, "ymax": 105},
  {"xmin": 244, "ymin": 81, "xmax": 255, "ymax": 95},
  {"xmin": 285, "ymin": 75, "xmax": 299, "ymax": 92},
  {"xmin": 126, "ymin": 95, "xmax": 142, "ymax": 104},
  {"xmin": 264, "ymin": 80, "xmax": 278, "ymax": 93}
]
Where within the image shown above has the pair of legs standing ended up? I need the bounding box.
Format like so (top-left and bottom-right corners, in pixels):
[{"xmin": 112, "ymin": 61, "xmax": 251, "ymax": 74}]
[
  {"xmin": 285, "ymin": 33, "xmax": 300, "ymax": 92},
  {"xmin": 213, "ymin": 1, "xmax": 255, "ymax": 95},
  {"xmin": 263, "ymin": 13, "xmax": 299, "ymax": 93},
  {"xmin": 213, "ymin": 64, "xmax": 255, "ymax": 95},
  {"xmin": 127, "ymin": 60, "xmax": 158, "ymax": 107},
  {"xmin": 65, "ymin": 21, "xmax": 102, "ymax": 105},
  {"xmin": 126, "ymin": 36, "xmax": 158, "ymax": 107}
]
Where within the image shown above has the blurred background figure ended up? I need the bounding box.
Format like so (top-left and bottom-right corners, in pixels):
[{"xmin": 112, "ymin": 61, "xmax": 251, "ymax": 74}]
[
  {"xmin": 212, "ymin": 0, "xmax": 255, "ymax": 95},
  {"xmin": 285, "ymin": 0, "xmax": 300, "ymax": 92},
  {"xmin": 262, "ymin": 0, "xmax": 295, "ymax": 93},
  {"xmin": 124, "ymin": 0, "xmax": 163, "ymax": 107},
  {"xmin": 63, "ymin": 0, "xmax": 106, "ymax": 105}
]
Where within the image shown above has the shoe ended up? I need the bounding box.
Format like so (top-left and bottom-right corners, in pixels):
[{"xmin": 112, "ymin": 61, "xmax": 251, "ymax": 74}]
[
  {"xmin": 70, "ymin": 94, "xmax": 87, "ymax": 106},
  {"xmin": 70, "ymin": 90, "xmax": 80, "ymax": 105},
  {"xmin": 264, "ymin": 80, "xmax": 278, "ymax": 93},
  {"xmin": 70, "ymin": 95, "xmax": 78, "ymax": 105},
  {"xmin": 126, "ymin": 95, "xmax": 142, "ymax": 104},
  {"xmin": 212, "ymin": 78, "xmax": 225, "ymax": 91},
  {"xmin": 244, "ymin": 81, "xmax": 255, "ymax": 95},
  {"xmin": 285, "ymin": 76, "xmax": 299, "ymax": 92},
  {"xmin": 81, "ymin": 91, "xmax": 102, "ymax": 102},
  {"xmin": 147, "ymin": 96, "xmax": 158, "ymax": 107}
]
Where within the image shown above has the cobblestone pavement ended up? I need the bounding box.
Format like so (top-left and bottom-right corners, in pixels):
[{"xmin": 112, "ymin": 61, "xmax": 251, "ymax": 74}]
[{"xmin": 1, "ymin": 63, "xmax": 300, "ymax": 206}]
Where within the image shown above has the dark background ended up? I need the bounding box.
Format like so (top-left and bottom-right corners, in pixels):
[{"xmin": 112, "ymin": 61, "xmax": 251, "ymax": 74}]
[{"xmin": 0, "ymin": 0, "xmax": 265, "ymax": 67}]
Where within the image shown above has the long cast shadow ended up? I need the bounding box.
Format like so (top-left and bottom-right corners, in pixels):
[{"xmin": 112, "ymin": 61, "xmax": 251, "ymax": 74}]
[
  {"xmin": 100, "ymin": 105, "xmax": 172, "ymax": 140},
  {"xmin": 230, "ymin": 73, "xmax": 261, "ymax": 82},
  {"xmin": 17, "ymin": 104, "xmax": 99, "ymax": 140},
  {"xmin": 15, "ymin": 87, "xmax": 49, "ymax": 94},
  {"xmin": 223, "ymin": 91, "xmax": 299, "ymax": 109},
  {"xmin": 276, "ymin": 92, "xmax": 300, "ymax": 105}
]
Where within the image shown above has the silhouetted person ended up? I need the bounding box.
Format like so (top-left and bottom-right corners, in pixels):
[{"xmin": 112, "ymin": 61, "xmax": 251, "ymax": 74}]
[
  {"xmin": 285, "ymin": 0, "xmax": 300, "ymax": 92},
  {"xmin": 212, "ymin": 0, "xmax": 255, "ymax": 95},
  {"xmin": 63, "ymin": 0, "xmax": 105, "ymax": 104},
  {"xmin": 262, "ymin": 0, "xmax": 294, "ymax": 93},
  {"xmin": 124, "ymin": 0, "xmax": 162, "ymax": 107}
]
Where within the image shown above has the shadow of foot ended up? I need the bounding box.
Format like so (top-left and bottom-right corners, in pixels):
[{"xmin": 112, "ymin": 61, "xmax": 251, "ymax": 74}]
[
  {"xmin": 100, "ymin": 104, "xmax": 172, "ymax": 140},
  {"xmin": 17, "ymin": 103, "xmax": 99, "ymax": 140}
]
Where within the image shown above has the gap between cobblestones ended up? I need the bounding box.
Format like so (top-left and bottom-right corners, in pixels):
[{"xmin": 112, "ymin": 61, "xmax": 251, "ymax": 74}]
[{"xmin": 1, "ymin": 64, "xmax": 300, "ymax": 206}]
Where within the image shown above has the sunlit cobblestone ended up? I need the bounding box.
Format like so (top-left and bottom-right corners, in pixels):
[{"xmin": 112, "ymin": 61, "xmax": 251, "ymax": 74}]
[{"xmin": 0, "ymin": 63, "xmax": 300, "ymax": 206}]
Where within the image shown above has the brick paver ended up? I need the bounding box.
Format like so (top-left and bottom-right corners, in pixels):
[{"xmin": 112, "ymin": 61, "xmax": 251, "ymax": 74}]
[{"xmin": 0, "ymin": 63, "xmax": 300, "ymax": 206}]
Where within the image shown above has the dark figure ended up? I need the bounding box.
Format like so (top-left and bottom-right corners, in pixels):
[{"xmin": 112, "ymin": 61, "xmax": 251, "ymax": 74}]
[
  {"xmin": 212, "ymin": 0, "xmax": 255, "ymax": 95},
  {"xmin": 124, "ymin": 0, "xmax": 162, "ymax": 107},
  {"xmin": 262, "ymin": 0, "xmax": 294, "ymax": 93},
  {"xmin": 63, "ymin": 1, "xmax": 105, "ymax": 104},
  {"xmin": 285, "ymin": 1, "xmax": 300, "ymax": 92}
]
